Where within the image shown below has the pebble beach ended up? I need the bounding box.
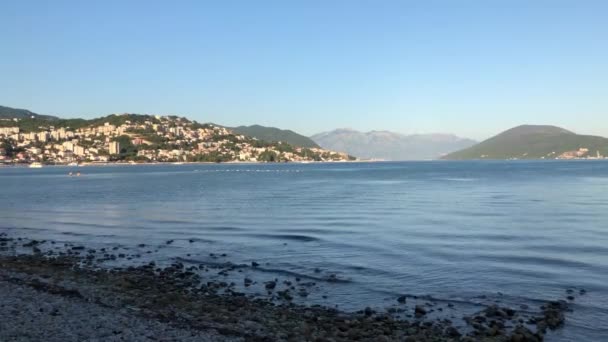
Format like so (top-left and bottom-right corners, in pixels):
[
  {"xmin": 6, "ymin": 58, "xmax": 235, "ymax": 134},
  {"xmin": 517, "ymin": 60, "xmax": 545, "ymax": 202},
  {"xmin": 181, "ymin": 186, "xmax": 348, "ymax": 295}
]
[{"xmin": 0, "ymin": 232, "xmax": 575, "ymax": 341}]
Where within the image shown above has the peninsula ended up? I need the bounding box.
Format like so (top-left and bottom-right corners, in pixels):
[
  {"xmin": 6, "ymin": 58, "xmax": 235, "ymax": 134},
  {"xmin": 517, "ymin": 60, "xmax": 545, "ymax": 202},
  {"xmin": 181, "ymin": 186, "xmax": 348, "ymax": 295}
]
[{"xmin": 0, "ymin": 106, "xmax": 354, "ymax": 165}]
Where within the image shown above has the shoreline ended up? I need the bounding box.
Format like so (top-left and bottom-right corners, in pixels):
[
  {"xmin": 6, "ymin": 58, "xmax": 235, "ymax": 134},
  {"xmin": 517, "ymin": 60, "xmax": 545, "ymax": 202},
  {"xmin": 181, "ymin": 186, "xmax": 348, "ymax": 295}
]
[
  {"xmin": 3, "ymin": 159, "xmax": 608, "ymax": 168},
  {"xmin": 0, "ymin": 160, "xmax": 372, "ymax": 168},
  {"xmin": 0, "ymin": 232, "xmax": 573, "ymax": 341}
]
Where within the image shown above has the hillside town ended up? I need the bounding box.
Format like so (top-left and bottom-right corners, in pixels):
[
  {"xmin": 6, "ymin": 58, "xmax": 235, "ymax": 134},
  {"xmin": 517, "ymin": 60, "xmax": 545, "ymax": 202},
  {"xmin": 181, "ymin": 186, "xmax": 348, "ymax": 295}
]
[
  {"xmin": 502, "ymin": 148, "xmax": 606, "ymax": 160},
  {"xmin": 0, "ymin": 114, "xmax": 354, "ymax": 165},
  {"xmin": 555, "ymin": 148, "xmax": 604, "ymax": 160}
]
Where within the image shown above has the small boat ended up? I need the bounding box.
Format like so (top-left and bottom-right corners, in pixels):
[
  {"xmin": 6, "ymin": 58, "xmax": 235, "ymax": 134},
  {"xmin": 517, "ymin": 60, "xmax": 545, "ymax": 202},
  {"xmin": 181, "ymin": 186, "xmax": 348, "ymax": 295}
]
[
  {"xmin": 29, "ymin": 162, "xmax": 43, "ymax": 168},
  {"xmin": 68, "ymin": 162, "xmax": 78, "ymax": 166}
]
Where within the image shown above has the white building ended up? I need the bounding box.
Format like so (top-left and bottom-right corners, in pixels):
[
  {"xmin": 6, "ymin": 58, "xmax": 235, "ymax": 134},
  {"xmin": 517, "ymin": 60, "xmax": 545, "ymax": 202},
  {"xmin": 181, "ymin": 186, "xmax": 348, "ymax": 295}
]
[
  {"xmin": 37, "ymin": 132, "xmax": 49, "ymax": 142},
  {"xmin": 109, "ymin": 141, "xmax": 120, "ymax": 155},
  {"xmin": 73, "ymin": 145, "xmax": 85, "ymax": 156},
  {"xmin": 62, "ymin": 141, "xmax": 74, "ymax": 151},
  {"xmin": 0, "ymin": 127, "xmax": 19, "ymax": 136}
]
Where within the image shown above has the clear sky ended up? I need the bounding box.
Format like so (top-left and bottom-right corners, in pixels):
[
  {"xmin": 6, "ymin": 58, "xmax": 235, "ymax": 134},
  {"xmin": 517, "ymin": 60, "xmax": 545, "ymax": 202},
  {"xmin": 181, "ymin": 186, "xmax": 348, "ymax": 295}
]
[{"xmin": 1, "ymin": 0, "xmax": 607, "ymax": 140}]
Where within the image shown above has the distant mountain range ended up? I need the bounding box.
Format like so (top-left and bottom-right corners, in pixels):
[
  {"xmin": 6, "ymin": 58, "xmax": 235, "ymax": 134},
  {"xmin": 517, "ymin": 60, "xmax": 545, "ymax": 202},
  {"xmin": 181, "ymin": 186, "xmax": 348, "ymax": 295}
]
[
  {"xmin": 311, "ymin": 129, "xmax": 477, "ymax": 160},
  {"xmin": 442, "ymin": 125, "xmax": 608, "ymax": 160},
  {"xmin": 0, "ymin": 105, "xmax": 58, "ymax": 121},
  {"xmin": 230, "ymin": 125, "xmax": 319, "ymax": 148},
  {"xmin": 4, "ymin": 105, "xmax": 607, "ymax": 161}
]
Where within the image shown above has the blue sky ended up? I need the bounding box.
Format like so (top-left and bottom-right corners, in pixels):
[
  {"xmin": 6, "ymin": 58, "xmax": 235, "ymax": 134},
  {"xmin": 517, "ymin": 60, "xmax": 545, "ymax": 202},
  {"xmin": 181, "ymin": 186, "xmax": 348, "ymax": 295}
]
[{"xmin": 1, "ymin": 0, "xmax": 607, "ymax": 140}]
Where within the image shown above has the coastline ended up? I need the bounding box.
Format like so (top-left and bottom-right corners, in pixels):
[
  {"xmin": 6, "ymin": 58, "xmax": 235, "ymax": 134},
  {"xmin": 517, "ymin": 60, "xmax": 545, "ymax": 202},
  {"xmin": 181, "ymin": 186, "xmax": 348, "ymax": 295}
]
[
  {"xmin": 3, "ymin": 159, "xmax": 608, "ymax": 168},
  {"xmin": 0, "ymin": 159, "xmax": 370, "ymax": 168},
  {"xmin": 0, "ymin": 232, "xmax": 572, "ymax": 341}
]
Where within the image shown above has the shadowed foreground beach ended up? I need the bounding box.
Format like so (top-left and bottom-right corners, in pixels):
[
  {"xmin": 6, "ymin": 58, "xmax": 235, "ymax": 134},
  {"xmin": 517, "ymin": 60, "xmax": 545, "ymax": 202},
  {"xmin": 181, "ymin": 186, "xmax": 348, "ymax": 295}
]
[{"xmin": 0, "ymin": 233, "xmax": 573, "ymax": 342}]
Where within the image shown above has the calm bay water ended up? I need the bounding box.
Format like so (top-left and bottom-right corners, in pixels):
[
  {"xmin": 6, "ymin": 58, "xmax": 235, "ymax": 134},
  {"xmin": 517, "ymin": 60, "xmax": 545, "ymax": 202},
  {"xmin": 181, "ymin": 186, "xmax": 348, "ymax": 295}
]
[{"xmin": 1, "ymin": 161, "xmax": 607, "ymax": 340}]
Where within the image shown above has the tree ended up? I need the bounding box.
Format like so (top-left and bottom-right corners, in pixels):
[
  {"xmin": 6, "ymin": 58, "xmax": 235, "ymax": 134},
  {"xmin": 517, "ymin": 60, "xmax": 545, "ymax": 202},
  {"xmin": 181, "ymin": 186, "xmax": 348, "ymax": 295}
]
[
  {"xmin": 1, "ymin": 139, "xmax": 14, "ymax": 157},
  {"xmin": 112, "ymin": 135, "xmax": 138, "ymax": 160},
  {"xmin": 258, "ymin": 150, "xmax": 278, "ymax": 162}
]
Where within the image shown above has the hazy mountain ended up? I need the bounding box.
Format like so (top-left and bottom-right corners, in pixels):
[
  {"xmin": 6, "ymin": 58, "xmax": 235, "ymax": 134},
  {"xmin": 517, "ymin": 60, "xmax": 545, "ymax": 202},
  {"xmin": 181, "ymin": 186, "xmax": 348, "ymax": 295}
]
[
  {"xmin": 442, "ymin": 125, "xmax": 608, "ymax": 159},
  {"xmin": 311, "ymin": 129, "xmax": 476, "ymax": 160},
  {"xmin": 231, "ymin": 125, "xmax": 320, "ymax": 148},
  {"xmin": 0, "ymin": 105, "xmax": 58, "ymax": 120}
]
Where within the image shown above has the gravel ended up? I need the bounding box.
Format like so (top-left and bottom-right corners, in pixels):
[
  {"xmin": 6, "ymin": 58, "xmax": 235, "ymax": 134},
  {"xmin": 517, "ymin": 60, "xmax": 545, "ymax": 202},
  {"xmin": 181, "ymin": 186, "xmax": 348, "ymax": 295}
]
[
  {"xmin": 0, "ymin": 233, "xmax": 573, "ymax": 341},
  {"xmin": 0, "ymin": 275, "xmax": 240, "ymax": 342}
]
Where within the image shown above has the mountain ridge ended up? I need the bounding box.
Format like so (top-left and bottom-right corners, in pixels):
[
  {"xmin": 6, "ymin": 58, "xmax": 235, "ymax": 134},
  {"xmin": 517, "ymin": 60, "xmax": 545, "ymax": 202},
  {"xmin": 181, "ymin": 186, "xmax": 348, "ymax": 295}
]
[
  {"xmin": 311, "ymin": 129, "xmax": 476, "ymax": 160},
  {"xmin": 230, "ymin": 124, "xmax": 319, "ymax": 148},
  {"xmin": 0, "ymin": 105, "xmax": 59, "ymax": 121}
]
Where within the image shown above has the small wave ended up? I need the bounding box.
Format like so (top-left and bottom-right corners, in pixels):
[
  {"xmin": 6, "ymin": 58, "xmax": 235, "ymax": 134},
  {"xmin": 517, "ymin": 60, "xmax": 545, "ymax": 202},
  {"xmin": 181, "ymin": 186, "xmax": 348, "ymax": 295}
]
[
  {"xmin": 524, "ymin": 244, "xmax": 608, "ymax": 255},
  {"xmin": 479, "ymin": 254, "xmax": 592, "ymax": 269},
  {"xmin": 202, "ymin": 226, "xmax": 245, "ymax": 232},
  {"xmin": 3, "ymin": 226, "xmax": 50, "ymax": 232},
  {"xmin": 489, "ymin": 265, "xmax": 560, "ymax": 280},
  {"xmin": 175, "ymin": 257, "xmax": 248, "ymax": 269},
  {"xmin": 145, "ymin": 219, "xmax": 194, "ymax": 225},
  {"xmin": 133, "ymin": 235, "xmax": 216, "ymax": 244},
  {"xmin": 240, "ymin": 233, "xmax": 321, "ymax": 242},
  {"xmin": 248, "ymin": 267, "xmax": 352, "ymax": 284},
  {"xmin": 60, "ymin": 231, "xmax": 116, "ymax": 238},
  {"xmin": 270, "ymin": 227, "xmax": 356, "ymax": 235},
  {"xmin": 174, "ymin": 257, "xmax": 352, "ymax": 284},
  {"xmin": 176, "ymin": 237, "xmax": 216, "ymax": 244},
  {"xmin": 438, "ymin": 178, "xmax": 477, "ymax": 182},
  {"xmin": 445, "ymin": 210, "xmax": 507, "ymax": 217},
  {"xmin": 49, "ymin": 221, "xmax": 119, "ymax": 229}
]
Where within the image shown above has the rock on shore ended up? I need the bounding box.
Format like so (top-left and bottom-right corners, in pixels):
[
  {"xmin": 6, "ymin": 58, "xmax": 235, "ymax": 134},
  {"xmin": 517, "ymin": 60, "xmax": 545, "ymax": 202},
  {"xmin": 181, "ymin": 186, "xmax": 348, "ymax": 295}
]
[{"xmin": 0, "ymin": 233, "xmax": 573, "ymax": 341}]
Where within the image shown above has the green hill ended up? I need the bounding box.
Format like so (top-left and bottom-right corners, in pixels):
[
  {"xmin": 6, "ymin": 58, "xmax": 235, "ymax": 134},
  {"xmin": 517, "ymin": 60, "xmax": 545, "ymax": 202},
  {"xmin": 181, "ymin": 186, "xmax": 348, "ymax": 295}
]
[
  {"xmin": 442, "ymin": 125, "xmax": 608, "ymax": 160},
  {"xmin": 0, "ymin": 111, "xmax": 164, "ymax": 133},
  {"xmin": 0, "ymin": 105, "xmax": 321, "ymax": 149},
  {"xmin": 0, "ymin": 105, "xmax": 58, "ymax": 120},
  {"xmin": 231, "ymin": 125, "xmax": 320, "ymax": 148}
]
